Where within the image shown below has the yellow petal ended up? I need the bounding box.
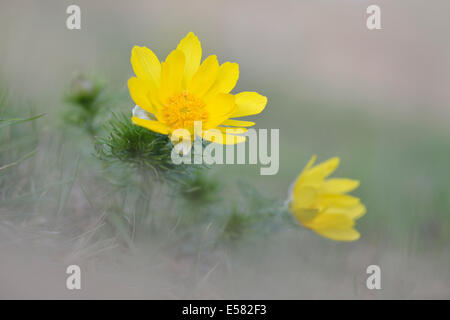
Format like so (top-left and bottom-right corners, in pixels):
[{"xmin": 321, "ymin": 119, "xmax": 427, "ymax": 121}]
[
  {"xmin": 303, "ymin": 213, "xmax": 360, "ymax": 241},
  {"xmin": 128, "ymin": 77, "xmax": 155, "ymax": 114},
  {"xmin": 218, "ymin": 127, "xmax": 247, "ymax": 134},
  {"xmin": 303, "ymin": 155, "xmax": 317, "ymax": 172},
  {"xmin": 146, "ymin": 83, "xmax": 164, "ymax": 113},
  {"xmin": 204, "ymin": 62, "xmax": 239, "ymax": 101},
  {"xmin": 202, "ymin": 131, "xmax": 246, "ymax": 145},
  {"xmin": 202, "ymin": 129, "xmax": 223, "ymax": 143},
  {"xmin": 205, "ymin": 93, "xmax": 236, "ymax": 129},
  {"xmin": 176, "ymin": 32, "xmax": 202, "ymax": 86},
  {"xmin": 131, "ymin": 116, "xmax": 169, "ymax": 135},
  {"xmin": 315, "ymin": 193, "xmax": 361, "ymax": 208},
  {"xmin": 223, "ymin": 134, "xmax": 247, "ymax": 144},
  {"xmin": 221, "ymin": 119, "xmax": 255, "ymax": 127},
  {"xmin": 308, "ymin": 157, "xmax": 340, "ymax": 179},
  {"xmin": 170, "ymin": 128, "xmax": 193, "ymax": 155},
  {"xmin": 231, "ymin": 92, "xmax": 267, "ymax": 117},
  {"xmin": 298, "ymin": 157, "xmax": 340, "ymax": 189},
  {"xmin": 159, "ymin": 50, "xmax": 185, "ymax": 102},
  {"xmin": 292, "ymin": 155, "xmax": 318, "ymax": 193},
  {"xmin": 325, "ymin": 204, "xmax": 367, "ymax": 220},
  {"xmin": 321, "ymin": 178, "xmax": 360, "ymax": 194},
  {"xmin": 291, "ymin": 186, "xmax": 317, "ymax": 210},
  {"xmin": 304, "ymin": 212, "xmax": 354, "ymax": 230},
  {"xmin": 291, "ymin": 208, "xmax": 319, "ymax": 223},
  {"xmin": 171, "ymin": 128, "xmax": 192, "ymax": 142},
  {"xmin": 215, "ymin": 127, "xmax": 247, "ymax": 144},
  {"xmin": 188, "ymin": 55, "xmax": 219, "ymax": 97},
  {"xmin": 131, "ymin": 46, "xmax": 161, "ymax": 85},
  {"xmin": 351, "ymin": 203, "xmax": 366, "ymax": 219}
]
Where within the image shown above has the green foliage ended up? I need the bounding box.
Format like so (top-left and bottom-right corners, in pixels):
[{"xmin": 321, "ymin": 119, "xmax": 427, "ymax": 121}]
[
  {"xmin": 0, "ymin": 89, "xmax": 43, "ymax": 224},
  {"xmin": 0, "ymin": 113, "xmax": 45, "ymax": 130},
  {"xmin": 95, "ymin": 112, "xmax": 203, "ymax": 183},
  {"xmin": 0, "ymin": 149, "xmax": 37, "ymax": 171},
  {"xmin": 0, "ymin": 90, "xmax": 43, "ymax": 173},
  {"xmin": 218, "ymin": 182, "xmax": 289, "ymax": 244},
  {"xmin": 64, "ymin": 74, "xmax": 107, "ymax": 136},
  {"xmin": 181, "ymin": 170, "xmax": 222, "ymax": 203}
]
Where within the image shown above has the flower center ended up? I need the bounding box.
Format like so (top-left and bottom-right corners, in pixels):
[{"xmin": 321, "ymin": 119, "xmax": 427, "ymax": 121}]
[{"xmin": 163, "ymin": 91, "xmax": 208, "ymax": 131}]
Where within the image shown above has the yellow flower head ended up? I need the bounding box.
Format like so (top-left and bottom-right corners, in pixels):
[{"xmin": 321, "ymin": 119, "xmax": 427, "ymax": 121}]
[
  {"xmin": 128, "ymin": 32, "xmax": 267, "ymax": 145},
  {"xmin": 289, "ymin": 155, "xmax": 366, "ymax": 241}
]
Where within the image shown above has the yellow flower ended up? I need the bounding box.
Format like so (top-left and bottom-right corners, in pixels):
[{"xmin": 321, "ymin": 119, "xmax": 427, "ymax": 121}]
[
  {"xmin": 128, "ymin": 32, "xmax": 267, "ymax": 145},
  {"xmin": 289, "ymin": 155, "xmax": 366, "ymax": 241}
]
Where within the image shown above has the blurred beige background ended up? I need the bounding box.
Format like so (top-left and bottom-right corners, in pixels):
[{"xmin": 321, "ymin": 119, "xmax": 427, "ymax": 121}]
[{"xmin": 0, "ymin": 0, "xmax": 449, "ymax": 125}]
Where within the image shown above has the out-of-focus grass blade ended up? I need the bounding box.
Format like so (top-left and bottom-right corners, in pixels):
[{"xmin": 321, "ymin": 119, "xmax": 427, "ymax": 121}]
[
  {"xmin": 0, "ymin": 148, "xmax": 37, "ymax": 171},
  {"xmin": 107, "ymin": 211, "xmax": 135, "ymax": 249},
  {"xmin": 55, "ymin": 153, "xmax": 80, "ymax": 225},
  {"xmin": 0, "ymin": 113, "xmax": 45, "ymax": 129}
]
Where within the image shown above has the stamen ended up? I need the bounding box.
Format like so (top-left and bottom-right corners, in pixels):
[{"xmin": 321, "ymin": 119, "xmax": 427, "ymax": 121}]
[{"xmin": 163, "ymin": 91, "xmax": 208, "ymax": 130}]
